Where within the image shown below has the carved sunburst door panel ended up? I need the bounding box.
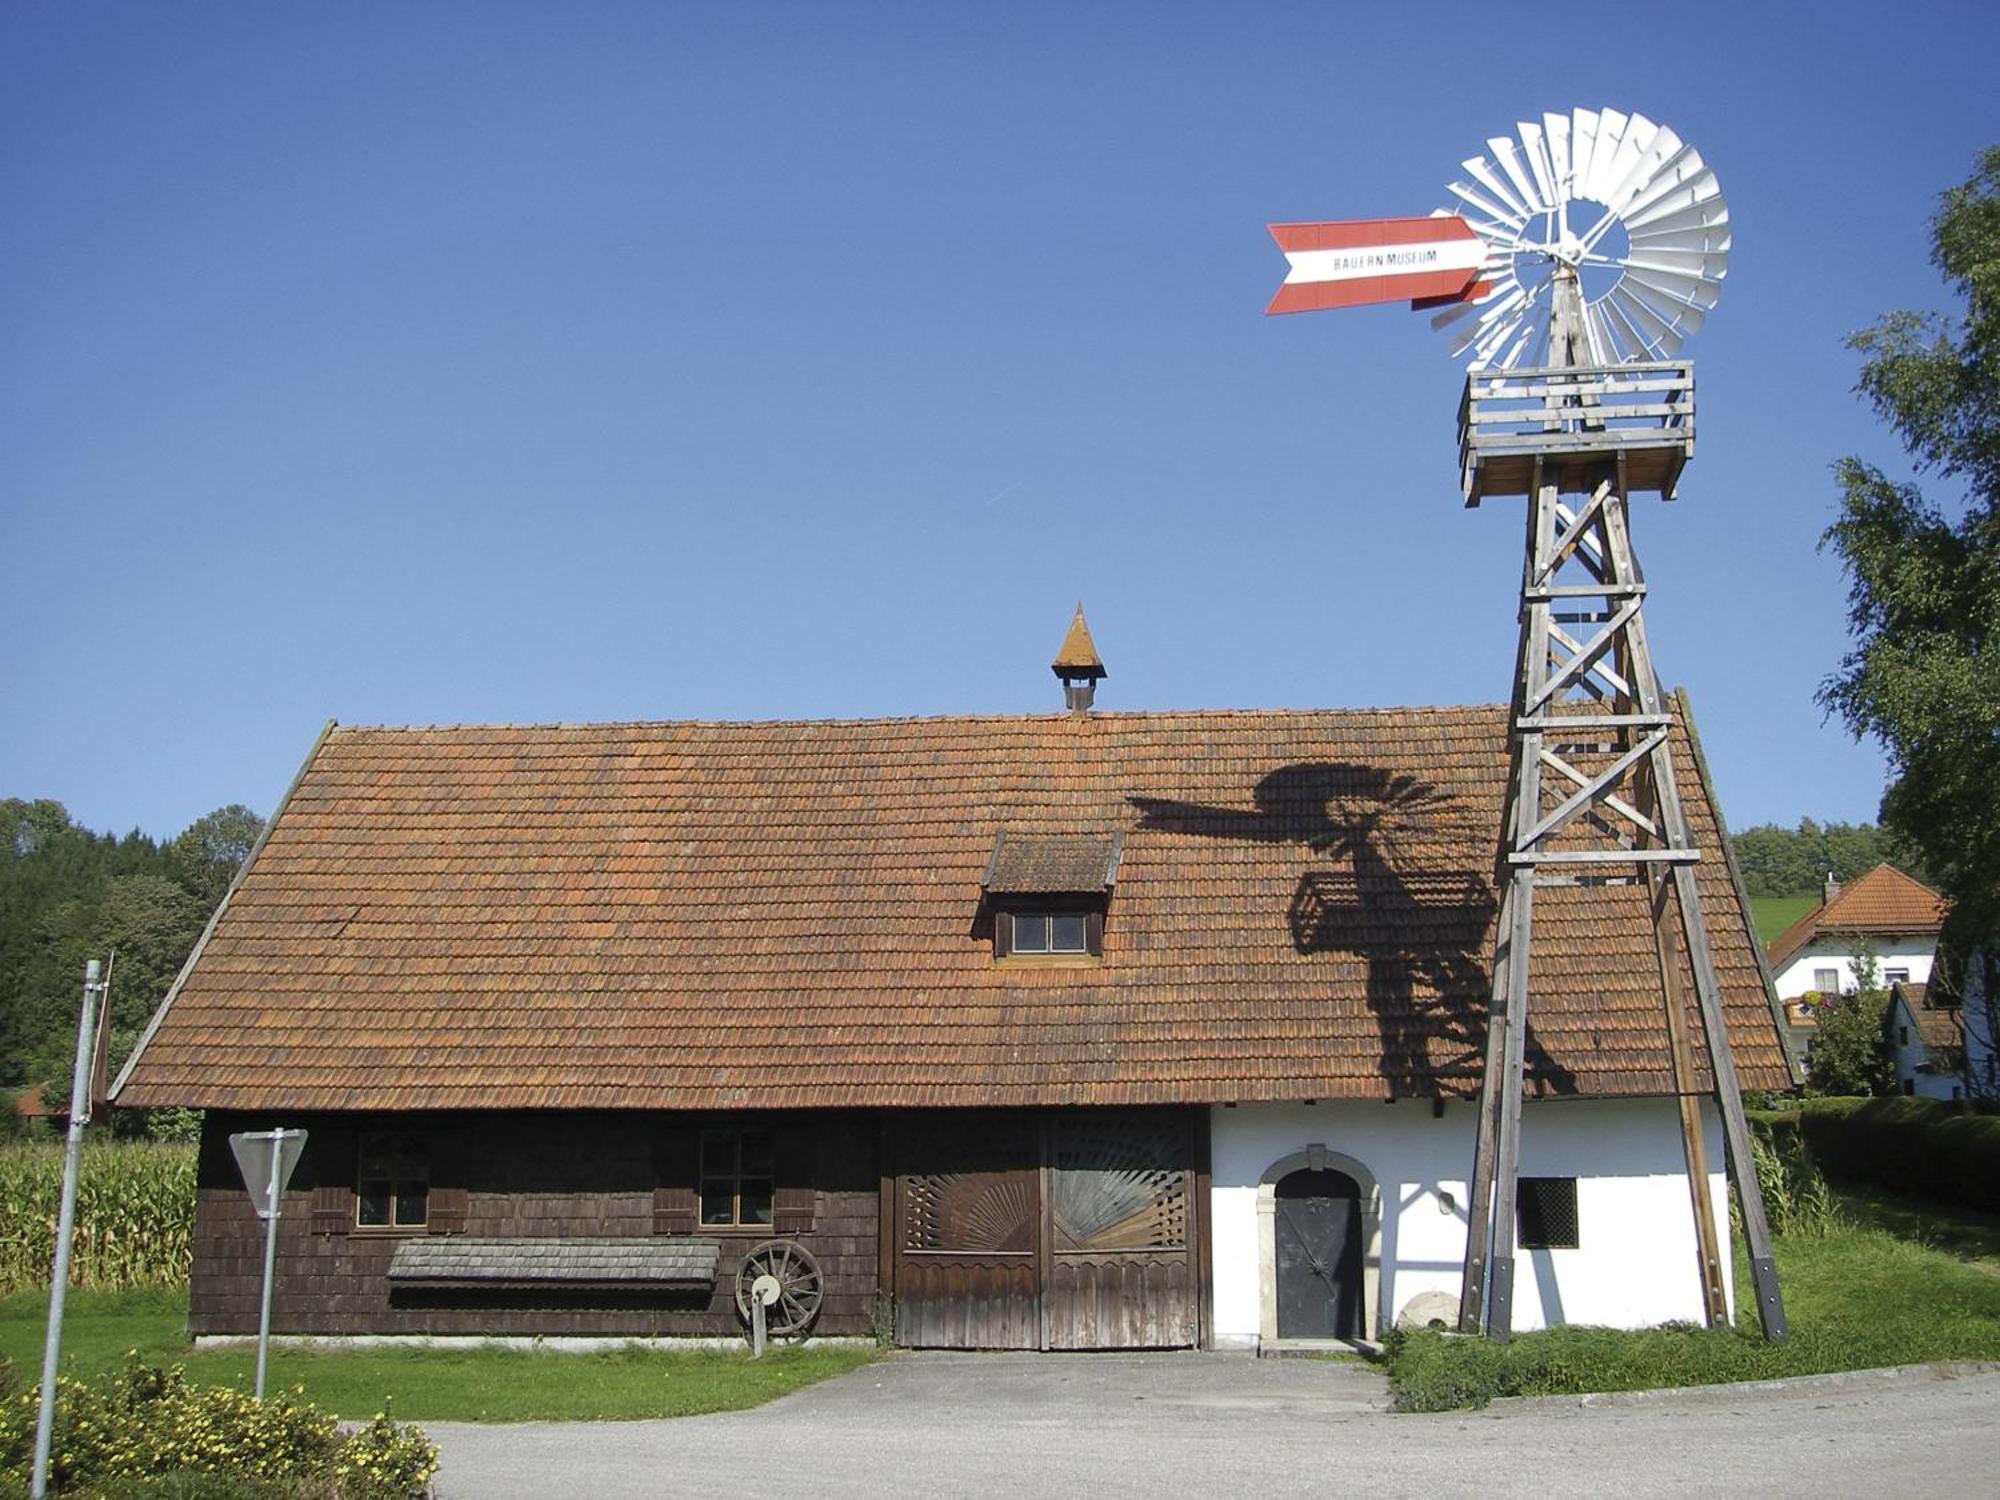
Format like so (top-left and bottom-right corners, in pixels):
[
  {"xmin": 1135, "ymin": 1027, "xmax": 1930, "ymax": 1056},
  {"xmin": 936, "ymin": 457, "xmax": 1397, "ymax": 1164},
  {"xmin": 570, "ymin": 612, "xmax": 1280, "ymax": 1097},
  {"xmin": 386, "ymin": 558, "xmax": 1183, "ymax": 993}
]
[
  {"xmin": 903, "ymin": 1170, "xmax": 1037, "ymax": 1253},
  {"xmin": 1050, "ymin": 1112, "xmax": 1190, "ymax": 1253}
]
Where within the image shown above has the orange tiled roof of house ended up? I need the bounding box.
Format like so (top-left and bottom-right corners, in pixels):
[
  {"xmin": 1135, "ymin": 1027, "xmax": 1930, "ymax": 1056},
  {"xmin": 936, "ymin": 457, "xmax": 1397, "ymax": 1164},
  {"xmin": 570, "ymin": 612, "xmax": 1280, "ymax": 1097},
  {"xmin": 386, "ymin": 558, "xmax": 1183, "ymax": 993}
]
[
  {"xmin": 113, "ymin": 705, "xmax": 1791, "ymax": 1112},
  {"xmin": 1894, "ymin": 981, "xmax": 1961, "ymax": 1053},
  {"xmin": 1766, "ymin": 864, "xmax": 1948, "ymax": 972}
]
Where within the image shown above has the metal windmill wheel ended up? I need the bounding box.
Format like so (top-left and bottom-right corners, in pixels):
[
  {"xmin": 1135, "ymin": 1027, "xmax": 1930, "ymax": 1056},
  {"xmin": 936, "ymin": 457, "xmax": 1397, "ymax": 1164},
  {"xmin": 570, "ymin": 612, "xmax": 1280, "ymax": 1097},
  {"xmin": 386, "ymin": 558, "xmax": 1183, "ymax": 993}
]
[
  {"xmin": 1432, "ymin": 107, "xmax": 1730, "ymax": 370},
  {"xmin": 733, "ymin": 1239, "xmax": 824, "ymax": 1343}
]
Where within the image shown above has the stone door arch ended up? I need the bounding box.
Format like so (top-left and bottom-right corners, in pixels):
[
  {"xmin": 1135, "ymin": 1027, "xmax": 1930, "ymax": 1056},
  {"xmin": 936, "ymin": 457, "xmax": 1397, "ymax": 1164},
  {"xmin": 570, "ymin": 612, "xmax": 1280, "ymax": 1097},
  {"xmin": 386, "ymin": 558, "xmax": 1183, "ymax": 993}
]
[{"xmin": 1256, "ymin": 1144, "xmax": 1382, "ymax": 1344}]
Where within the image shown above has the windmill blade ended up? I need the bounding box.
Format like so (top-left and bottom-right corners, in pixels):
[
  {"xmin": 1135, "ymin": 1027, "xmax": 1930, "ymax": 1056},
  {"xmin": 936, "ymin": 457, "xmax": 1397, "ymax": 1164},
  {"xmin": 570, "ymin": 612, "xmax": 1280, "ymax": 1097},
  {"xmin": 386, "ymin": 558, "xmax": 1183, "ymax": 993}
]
[
  {"xmin": 1489, "ymin": 135, "xmax": 1547, "ymax": 214},
  {"xmin": 1618, "ymin": 148, "xmax": 1712, "ymax": 221},
  {"xmin": 1624, "ymin": 266, "xmax": 1721, "ymax": 312},
  {"xmin": 1586, "ymin": 302, "xmax": 1625, "ymax": 364},
  {"xmin": 1518, "ymin": 120, "xmax": 1559, "ymax": 209},
  {"xmin": 1594, "ymin": 115, "xmax": 1669, "ymax": 216},
  {"xmin": 1596, "ymin": 294, "xmax": 1650, "ymax": 362},
  {"xmin": 1607, "ymin": 282, "xmax": 1684, "ymax": 354},
  {"xmin": 1621, "ymin": 164, "xmax": 1722, "ymax": 232},
  {"xmin": 1447, "ymin": 176, "xmax": 1530, "ymax": 231},
  {"xmin": 1542, "ymin": 112, "xmax": 1573, "ymax": 201},
  {"xmin": 1581, "ymin": 107, "xmax": 1631, "ymax": 202},
  {"xmin": 1461, "ymin": 155, "xmax": 1535, "ymax": 223},
  {"xmin": 1623, "ymin": 274, "xmax": 1709, "ymax": 336},
  {"xmin": 1568, "ymin": 108, "xmax": 1600, "ymax": 199},
  {"xmin": 1628, "ymin": 198, "xmax": 1732, "ymax": 244}
]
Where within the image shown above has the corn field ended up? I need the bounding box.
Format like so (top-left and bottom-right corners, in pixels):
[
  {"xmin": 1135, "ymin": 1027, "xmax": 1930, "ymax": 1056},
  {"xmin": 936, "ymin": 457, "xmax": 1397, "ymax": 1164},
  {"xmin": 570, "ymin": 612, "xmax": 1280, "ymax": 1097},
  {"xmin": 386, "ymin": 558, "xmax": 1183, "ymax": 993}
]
[{"xmin": 0, "ymin": 1141, "xmax": 195, "ymax": 1293}]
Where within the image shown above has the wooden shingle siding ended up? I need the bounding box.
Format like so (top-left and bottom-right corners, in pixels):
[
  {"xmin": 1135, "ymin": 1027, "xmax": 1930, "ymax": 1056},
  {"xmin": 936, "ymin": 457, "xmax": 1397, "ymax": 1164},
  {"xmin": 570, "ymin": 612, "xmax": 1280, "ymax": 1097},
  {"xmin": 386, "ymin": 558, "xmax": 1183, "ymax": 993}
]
[{"xmin": 190, "ymin": 1110, "xmax": 880, "ymax": 1339}]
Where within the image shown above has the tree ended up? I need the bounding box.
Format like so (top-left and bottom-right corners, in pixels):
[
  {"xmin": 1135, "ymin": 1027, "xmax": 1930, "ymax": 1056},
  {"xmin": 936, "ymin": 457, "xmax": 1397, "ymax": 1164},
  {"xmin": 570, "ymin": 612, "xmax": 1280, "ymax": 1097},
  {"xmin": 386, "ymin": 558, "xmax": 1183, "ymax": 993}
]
[
  {"xmin": 1802, "ymin": 943, "xmax": 1891, "ymax": 1098},
  {"xmin": 1820, "ymin": 145, "xmax": 2000, "ymax": 1079},
  {"xmin": 165, "ymin": 804, "xmax": 264, "ymax": 909}
]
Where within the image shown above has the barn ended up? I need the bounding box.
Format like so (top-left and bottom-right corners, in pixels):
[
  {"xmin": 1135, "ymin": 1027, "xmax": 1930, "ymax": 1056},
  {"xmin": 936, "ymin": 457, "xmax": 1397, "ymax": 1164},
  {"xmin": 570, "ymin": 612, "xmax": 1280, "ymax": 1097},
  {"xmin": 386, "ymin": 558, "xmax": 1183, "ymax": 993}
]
[{"xmin": 112, "ymin": 625, "xmax": 1792, "ymax": 1350}]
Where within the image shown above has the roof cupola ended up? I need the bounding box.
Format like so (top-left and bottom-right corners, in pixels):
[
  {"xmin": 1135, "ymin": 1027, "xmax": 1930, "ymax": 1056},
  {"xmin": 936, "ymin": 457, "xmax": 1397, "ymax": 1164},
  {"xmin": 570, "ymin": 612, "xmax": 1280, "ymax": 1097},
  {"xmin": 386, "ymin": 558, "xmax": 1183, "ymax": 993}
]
[{"xmin": 1051, "ymin": 604, "xmax": 1106, "ymax": 712}]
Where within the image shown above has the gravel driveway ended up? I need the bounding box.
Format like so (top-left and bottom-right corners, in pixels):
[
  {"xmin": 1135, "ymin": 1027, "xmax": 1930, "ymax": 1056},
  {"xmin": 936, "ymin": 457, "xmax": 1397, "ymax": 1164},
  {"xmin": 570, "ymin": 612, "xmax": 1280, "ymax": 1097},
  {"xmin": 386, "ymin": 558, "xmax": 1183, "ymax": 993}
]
[{"xmin": 427, "ymin": 1351, "xmax": 2000, "ymax": 1498}]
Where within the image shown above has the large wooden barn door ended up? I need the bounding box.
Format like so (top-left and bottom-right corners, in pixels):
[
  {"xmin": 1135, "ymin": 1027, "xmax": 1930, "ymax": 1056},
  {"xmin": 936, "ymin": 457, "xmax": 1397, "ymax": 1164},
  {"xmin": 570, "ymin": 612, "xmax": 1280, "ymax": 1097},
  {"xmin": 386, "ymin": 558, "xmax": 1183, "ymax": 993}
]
[
  {"xmin": 1045, "ymin": 1109, "xmax": 1197, "ymax": 1349},
  {"xmin": 892, "ymin": 1109, "xmax": 1198, "ymax": 1350},
  {"xmin": 892, "ymin": 1115, "xmax": 1041, "ymax": 1349}
]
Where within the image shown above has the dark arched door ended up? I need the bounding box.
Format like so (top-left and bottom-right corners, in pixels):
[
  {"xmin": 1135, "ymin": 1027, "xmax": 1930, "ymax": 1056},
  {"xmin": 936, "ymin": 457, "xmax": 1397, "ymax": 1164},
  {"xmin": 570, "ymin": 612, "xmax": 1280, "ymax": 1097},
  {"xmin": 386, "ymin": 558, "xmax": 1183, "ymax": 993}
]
[{"xmin": 1274, "ymin": 1168, "xmax": 1362, "ymax": 1339}]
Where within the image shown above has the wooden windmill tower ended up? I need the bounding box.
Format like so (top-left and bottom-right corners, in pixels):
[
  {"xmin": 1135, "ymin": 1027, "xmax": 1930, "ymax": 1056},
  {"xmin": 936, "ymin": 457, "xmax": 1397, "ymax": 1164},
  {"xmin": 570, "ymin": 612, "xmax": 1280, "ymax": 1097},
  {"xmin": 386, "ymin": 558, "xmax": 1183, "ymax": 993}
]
[{"xmin": 1268, "ymin": 107, "xmax": 1787, "ymax": 1343}]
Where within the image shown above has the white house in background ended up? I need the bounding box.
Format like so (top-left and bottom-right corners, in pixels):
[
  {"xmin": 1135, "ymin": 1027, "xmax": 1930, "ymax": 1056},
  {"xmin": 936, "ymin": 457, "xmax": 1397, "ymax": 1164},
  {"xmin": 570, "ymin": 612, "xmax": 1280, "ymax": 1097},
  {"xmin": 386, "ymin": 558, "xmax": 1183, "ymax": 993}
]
[
  {"xmin": 1767, "ymin": 865, "xmax": 1948, "ymax": 1030},
  {"xmin": 1887, "ymin": 981, "xmax": 1965, "ymax": 1101}
]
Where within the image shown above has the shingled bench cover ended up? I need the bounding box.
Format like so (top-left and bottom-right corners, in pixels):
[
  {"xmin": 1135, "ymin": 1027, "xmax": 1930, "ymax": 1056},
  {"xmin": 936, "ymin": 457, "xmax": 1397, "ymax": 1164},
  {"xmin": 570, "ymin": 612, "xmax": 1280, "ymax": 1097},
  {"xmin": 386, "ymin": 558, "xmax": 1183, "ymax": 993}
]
[{"xmin": 386, "ymin": 1237, "xmax": 722, "ymax": 1290}]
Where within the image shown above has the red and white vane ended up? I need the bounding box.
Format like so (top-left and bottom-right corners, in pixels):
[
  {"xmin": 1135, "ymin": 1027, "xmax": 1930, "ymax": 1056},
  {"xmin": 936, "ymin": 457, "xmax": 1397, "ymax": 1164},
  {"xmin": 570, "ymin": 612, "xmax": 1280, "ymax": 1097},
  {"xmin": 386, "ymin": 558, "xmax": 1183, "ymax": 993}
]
[{"xmin": 1266, "ymin": 215, "xmax": 1489, "ymax": 316}]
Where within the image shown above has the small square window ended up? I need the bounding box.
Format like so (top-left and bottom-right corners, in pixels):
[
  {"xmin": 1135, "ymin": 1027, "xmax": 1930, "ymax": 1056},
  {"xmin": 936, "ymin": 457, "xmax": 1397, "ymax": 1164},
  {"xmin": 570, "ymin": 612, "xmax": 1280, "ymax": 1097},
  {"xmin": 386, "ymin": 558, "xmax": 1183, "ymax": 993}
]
[
  {"xmin": 357, "ymin": 1132, "xmax": 428, "ymax": 1229},
  {"xmin": 1516, "ymin": 1177, "xmax": 1578, "ymax": 1249},
  {"xmin": 1006, "ymin": 911, "xmax": 1089, "ymax": 955},
  {"xmin": 699, "ymin": 1129, "xmax": 775, "ymax": 1228},
  {"xmin": 1813, "ymin": 968, "xmax": 1840, "ymax": 994},
  {"xmin": 1013, "ymin": 914, "xmax": 1050, "ymax": 953}
]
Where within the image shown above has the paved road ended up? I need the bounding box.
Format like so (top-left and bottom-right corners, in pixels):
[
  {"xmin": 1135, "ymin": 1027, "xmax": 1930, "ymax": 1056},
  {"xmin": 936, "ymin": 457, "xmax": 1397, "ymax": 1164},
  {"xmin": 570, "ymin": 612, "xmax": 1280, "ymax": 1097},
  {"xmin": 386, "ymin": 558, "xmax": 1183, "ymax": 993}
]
[{"xmin": 428, "ymin": 1352, "xmax": 2000, "ymax": 1498}]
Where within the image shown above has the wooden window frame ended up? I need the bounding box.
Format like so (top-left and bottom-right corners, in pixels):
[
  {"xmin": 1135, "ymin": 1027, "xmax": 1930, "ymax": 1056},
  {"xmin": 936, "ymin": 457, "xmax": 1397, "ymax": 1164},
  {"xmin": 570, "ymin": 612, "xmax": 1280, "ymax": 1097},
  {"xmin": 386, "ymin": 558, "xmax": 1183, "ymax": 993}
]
[
  {"xmin": 355, "ymin": 1131, "xmax": 429, "ymax": 1233},
  {"xmin": 698, "ymin": 1127, "xmax": 776, "ymax": 1230},
  {"xmin": 992, "ymin": 900, "xmax": 1106, "ymax": 964}
]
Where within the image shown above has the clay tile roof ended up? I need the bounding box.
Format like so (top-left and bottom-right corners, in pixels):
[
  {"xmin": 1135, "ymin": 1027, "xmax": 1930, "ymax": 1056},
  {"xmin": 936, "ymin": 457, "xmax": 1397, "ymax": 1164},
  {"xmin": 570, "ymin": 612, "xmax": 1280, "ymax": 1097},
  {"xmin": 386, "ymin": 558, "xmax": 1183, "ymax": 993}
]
[
  {"xmin": 1051, "ymin": 605, "xmax": 1105, "ymax": 677},
  {"xmin": 1766, "ymin": 864, "xmax": 1948, "ymax": 971},
  {"xmin": 1895, "ymin": 982, "xmax": 1960, "ymax": 1053},
  {"xmin": 984, "ymin": 831, "xmax": 1123, "ymax": 893},
  {"xmin": 112, "ymin": 705, "xmax": 1792, "ymax": 1113}
]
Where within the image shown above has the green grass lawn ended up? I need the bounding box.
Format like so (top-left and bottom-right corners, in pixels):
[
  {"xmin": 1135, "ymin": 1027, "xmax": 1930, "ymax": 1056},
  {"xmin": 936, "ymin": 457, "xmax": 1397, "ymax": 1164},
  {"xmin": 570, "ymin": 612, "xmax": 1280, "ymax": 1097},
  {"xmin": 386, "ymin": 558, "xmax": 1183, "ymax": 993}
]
[
  {"xmin": 1749, "ymin": 892, "xmax": 1818, "ymax": 946},
  {"xmin": 1832, "ymin": 1182, "xmax": 2000, "ymax": 1268},
  {"xmin": 0, "ymin": 1289, "xmax": 875, "ymax": 1422},
  {"xmin": 1387, "ymin": 1211, "xmax": 2000, "ymax": 1411}
]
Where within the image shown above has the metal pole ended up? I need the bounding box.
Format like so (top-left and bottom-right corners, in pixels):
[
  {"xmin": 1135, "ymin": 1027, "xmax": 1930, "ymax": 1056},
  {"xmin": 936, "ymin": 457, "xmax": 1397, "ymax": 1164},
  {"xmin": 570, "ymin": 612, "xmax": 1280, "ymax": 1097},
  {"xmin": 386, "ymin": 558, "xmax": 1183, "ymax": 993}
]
[
  {"xmin": 256, "ymin": 1138, "xmax": 283, "ymax": 1399},
  {"xmin": 31, "ymin": 960, "xmax": 104, "ymax": 1500}
]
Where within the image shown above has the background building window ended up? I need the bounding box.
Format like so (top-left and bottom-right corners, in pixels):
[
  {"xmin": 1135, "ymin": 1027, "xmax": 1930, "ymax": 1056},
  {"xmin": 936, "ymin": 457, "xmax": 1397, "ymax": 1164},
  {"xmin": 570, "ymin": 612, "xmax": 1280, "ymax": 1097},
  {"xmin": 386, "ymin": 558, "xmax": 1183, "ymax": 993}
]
[
  {"xmin": 356, "ymin": 1133, "xmax": 428, "ymax": 1228},
  {"xmin": 700, "ymin": 1129, "xmax": 774, "ymax": 1227},
  {"xmin": 1813, "ymin": 967, "xmax": 1840, "ymax": 994},
  {"xmin": 1515, "ymin": 1177, "xmax": 1579, "ymax": 1249},
  {"xmin": 1885, "ymin": 968, "xmax": 1911, "ymax": 984}
]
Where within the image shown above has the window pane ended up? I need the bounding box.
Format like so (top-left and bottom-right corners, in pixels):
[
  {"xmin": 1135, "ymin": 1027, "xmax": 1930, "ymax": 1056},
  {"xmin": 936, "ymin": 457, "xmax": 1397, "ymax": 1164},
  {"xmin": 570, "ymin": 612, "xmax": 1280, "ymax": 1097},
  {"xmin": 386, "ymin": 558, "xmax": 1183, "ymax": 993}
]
[
  {"xmin": 700, "ymin": 1182, "xmax": 734, "ymax": 1225},
  {"xmin": 395, "ymin": 1181, "xmax": 429, "ymax": 1227},
  {"xmin": 357, "ymin": 1184, "xmax": 390, "ymax": 1227},
  {"xmin": 1013, "ymin": 914, "xmax": 1049, "ymax": 952},
  {"xmin": 740, "ymin": 1179, "xmax": 774, "ymax": 1226},
  {"xmin": 700, "ymin": 1133, "xmax": 734, "ymax": 1174},
  {"xmin": 1050, "ymin": 914, "xmax": 1086, "ymax": 952}
]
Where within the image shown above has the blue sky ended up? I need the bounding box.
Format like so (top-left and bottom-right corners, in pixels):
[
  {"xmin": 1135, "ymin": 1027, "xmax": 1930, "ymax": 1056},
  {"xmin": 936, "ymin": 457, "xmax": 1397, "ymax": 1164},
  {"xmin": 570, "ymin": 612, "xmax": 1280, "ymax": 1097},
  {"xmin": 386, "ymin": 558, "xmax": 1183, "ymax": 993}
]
[{"xmin": 3, "ymin": 1, "xmax": 1994, "ymax": 841}]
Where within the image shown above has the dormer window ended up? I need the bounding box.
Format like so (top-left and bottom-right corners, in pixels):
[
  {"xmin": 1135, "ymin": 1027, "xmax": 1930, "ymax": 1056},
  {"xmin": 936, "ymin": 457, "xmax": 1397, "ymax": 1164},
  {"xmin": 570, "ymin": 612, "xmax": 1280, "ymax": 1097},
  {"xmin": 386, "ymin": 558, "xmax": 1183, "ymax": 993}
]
[
  {"xmin": 982, "ymin": 830, "xmax": 1120, "ymax": 963},
  {"xmin": 1012, "ymin": 912, "xmax": 1088, "ymax": 954}
]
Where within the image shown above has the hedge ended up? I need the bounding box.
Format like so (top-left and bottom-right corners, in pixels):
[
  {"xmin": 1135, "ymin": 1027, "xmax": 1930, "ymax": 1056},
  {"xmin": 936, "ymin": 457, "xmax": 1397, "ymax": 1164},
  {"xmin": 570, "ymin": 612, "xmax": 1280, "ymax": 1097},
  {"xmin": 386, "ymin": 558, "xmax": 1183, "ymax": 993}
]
[{"xmin": 1798, "ymin": 1096, "xmax": 2000, "ymax": 1214}]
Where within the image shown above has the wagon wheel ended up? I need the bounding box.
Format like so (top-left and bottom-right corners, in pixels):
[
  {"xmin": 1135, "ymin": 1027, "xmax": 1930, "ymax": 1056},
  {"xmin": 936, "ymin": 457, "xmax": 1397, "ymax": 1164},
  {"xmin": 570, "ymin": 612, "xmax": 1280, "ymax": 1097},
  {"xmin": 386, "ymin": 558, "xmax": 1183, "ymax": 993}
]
[{"xmin": 734, "ymin": 1239, "xmax": 823, "ymax": 1343}]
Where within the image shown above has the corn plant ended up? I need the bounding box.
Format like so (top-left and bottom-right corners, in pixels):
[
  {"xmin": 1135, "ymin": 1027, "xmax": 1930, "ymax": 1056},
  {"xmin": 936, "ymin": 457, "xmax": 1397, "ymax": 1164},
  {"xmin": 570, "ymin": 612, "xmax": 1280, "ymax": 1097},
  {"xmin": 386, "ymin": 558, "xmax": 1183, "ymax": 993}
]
[{"xmin": 0, "ymin": 1140, "xmax": 195, "ymax": 1293}]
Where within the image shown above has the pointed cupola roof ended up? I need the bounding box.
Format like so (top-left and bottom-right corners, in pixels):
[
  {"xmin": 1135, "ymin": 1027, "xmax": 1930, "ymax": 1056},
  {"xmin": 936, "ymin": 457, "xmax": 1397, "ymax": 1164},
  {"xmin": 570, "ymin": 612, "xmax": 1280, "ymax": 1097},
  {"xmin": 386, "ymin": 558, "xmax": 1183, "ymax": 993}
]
[{"xmin": 1051, "ymin": 603, "xmax": 1106, "ymax": 681}]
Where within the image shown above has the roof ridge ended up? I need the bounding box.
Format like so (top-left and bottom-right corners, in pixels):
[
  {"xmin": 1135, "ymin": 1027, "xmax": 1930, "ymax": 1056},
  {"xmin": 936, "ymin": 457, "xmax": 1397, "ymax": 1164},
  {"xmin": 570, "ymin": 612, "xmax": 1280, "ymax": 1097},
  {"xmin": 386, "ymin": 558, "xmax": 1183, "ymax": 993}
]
[{"xmin": 327, "ymin": 703, "xmax": 1517, "ymax": 736}]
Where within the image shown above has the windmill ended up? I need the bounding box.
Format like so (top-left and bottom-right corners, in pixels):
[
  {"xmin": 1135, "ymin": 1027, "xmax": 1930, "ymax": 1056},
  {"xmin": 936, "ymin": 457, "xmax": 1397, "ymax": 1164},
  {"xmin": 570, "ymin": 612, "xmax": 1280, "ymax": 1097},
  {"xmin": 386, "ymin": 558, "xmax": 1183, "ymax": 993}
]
[{"xmin": 1268, "ymin": 108, "xmax": 1786, "ymax": 1343}]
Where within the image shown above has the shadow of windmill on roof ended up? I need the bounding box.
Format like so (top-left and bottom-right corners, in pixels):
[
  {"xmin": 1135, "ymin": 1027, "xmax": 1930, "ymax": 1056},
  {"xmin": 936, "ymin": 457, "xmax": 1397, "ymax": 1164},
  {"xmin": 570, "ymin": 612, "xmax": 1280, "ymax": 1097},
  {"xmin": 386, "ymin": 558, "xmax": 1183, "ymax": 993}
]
[{"xmin": 1132, "ymin": 762, "xmax": 1574, "ymax": 1100}]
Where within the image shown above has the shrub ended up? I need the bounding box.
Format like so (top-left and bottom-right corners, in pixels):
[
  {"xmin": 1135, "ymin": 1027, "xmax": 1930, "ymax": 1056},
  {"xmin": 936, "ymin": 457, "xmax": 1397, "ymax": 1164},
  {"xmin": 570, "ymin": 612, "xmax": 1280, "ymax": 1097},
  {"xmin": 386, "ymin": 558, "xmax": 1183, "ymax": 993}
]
[
  {"xmin": 1747, "ymin": 1112, "xmax": 1837, "ymax": 1235},
  {"xmin": 0, "ymin": 1357, "xmax": 436, "ymax": 1498},
  {"xmin": 1800, "ymin": 1095, "xmax": 2000, "ymax": 1213},
  {"xmin": 0, "ymin": 1143, "xmax": 195, "ymax": 1294}
]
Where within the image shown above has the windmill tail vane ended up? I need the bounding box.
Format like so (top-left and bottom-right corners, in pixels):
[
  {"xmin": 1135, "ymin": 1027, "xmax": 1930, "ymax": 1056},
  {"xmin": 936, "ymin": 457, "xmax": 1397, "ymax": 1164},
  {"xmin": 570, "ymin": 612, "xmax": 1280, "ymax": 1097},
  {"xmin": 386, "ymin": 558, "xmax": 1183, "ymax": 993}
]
[{"xmin": 1268, "ymin": 107, "xmax": 1729, "ymax": 373}]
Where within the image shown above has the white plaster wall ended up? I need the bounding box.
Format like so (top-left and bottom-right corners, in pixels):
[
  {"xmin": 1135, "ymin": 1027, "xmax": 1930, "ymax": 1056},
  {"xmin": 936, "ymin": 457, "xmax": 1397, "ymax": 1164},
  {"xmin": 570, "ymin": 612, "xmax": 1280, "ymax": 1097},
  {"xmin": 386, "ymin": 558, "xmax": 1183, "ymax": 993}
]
[
  {"xmin": 1772, "ymin": 940, "xmax": 1934, "ymax": 1000},
  {"xmin": 1209, "ymin": 1098, "xmax": 1731, "ymax": 1347},
  {"xmin": 1890, "ymin": 993, "xmax": 1963, "ymax": 1101}
]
